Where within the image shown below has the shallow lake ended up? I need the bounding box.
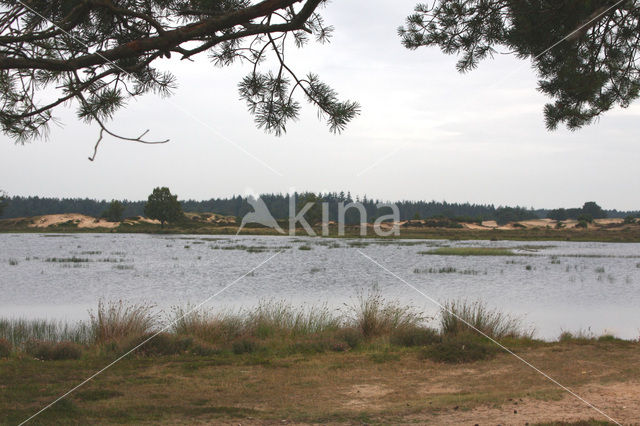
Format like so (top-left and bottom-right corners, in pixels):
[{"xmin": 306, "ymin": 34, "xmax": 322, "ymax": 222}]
[{"xmin": 1, "ymin": 233, "xmax": 639, "ymax": 340}]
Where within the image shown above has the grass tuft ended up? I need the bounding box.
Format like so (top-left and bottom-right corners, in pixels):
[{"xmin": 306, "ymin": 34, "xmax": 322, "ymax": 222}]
[
  {"xmin": 90, "ymin": 300, "xmax": 155, "ymax": 344},
  {"xmin": 348, "ymin": 289, "xmax": 426, "ymax": 338},
  {"xmin": 440, "ymin": 300, "xmax": 532, "ymax": 339}
]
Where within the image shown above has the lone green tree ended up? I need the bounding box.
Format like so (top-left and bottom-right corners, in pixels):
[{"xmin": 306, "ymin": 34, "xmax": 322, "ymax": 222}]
[
  {"xmin": 400, "ymin": 1, "xmax": 640, "ymax": 130},
  {"xmin": 582, "ymin": 201, "xmax": 606, "ymax": 219},
  {"xmin": 101, "ymin": 200, "xmax": 125, "ymax": 222},
  {"xmin": 144, "ymin": 187, "xmax": 184, "ymax": 228}
]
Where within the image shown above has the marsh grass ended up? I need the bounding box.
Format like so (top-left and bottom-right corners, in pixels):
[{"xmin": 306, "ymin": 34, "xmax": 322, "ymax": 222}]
[
  {"xmin": 0, "ymin": 318, "xmax": 92, "ymax": 347},
  {"xmin": 440, "ymin": 300, "xmax": 533, "ymax": 339},
  {"xmin": 347, "ymin": 289, "xmax": 426, "ymax": 338},
  {"xmin": 24, "ymin": 340, "xmax": 83, "ymax": 360},
  {"xmin": 172, "ymin": 301, "xmax": 342, "ymax": 343},
  {"xmin": 419, "ymin": 247, "xmax": 516, "ymax": 256},
  {"xmin": 45, "ymin": 256, "xmax": 90, "ymax": 263},
  {"xmin": 0, "ymin": 295, "xmax": 547, "ymax": 363},
  {"xmin": 171, "ymin": 307, "xmax": 243, "ymax": 342},
  {"xmin": 89, "ymin": 300, "xmax": 155, "ymax": 344},
  {"xmin": 248, "ymin": 300, "xmax": 341, "ymax": 337},
  {"xmin": 413, "ymin": 267, "xmax": 481, "ymax": 275},
  {"xmin": 113, "ymin": 264, "xmax": 134, "ymax": 270}
]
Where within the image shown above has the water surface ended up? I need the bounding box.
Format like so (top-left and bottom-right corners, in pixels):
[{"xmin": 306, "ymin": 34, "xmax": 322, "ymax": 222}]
[{"xmin": 1, "ymin": 233, "xmax": 639, "ymax": 339}]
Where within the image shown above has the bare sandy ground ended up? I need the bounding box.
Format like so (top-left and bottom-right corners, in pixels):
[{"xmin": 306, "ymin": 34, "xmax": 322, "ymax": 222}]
[
  {"xmin": 409, "ymin": 381, "xmax": 640, "ymax": 425},
  {"xmin": 28, "ymin": 214, "xmax": 119, "ymax": 229}
]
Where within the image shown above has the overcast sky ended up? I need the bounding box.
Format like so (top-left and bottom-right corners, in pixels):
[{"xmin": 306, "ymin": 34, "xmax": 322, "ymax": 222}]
[{"xmin": 1, "ymin": 0, "xmax": 639, "ymax": 210}]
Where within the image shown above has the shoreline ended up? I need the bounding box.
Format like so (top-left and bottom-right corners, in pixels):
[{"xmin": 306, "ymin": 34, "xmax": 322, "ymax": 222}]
[{"xmin": 2, "ymin": 213, "xmax": 640, "ymax": 242}]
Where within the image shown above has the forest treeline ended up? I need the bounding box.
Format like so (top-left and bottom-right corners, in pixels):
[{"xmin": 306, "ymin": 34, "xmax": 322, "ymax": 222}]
[{"xmin": 1, "ymin": 193, "xmax": 637, "ymax": 225}]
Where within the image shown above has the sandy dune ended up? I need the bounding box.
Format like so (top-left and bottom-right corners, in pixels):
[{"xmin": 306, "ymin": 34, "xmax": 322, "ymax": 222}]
[{"xmin": 29, "ymin": 214, "xmax": 119, "ymax": 229}]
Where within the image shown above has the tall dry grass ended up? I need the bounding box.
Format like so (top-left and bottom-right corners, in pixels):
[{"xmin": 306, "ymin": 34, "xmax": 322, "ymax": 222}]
[
  {"xmin": 440, "ymin": 300, "xmax": 533, "ymax": 339},
  {"xmin": 247, "ymin": 300, "xmax": 342, "ymax": 337},
  {"xmin": 171, "ymin": 300, "xmax": 342, "ymax": 342},
  {"xmin": 89, "ymin": 300, "xmax": 156, "ymax": 344},
  {"xmin": 170, "ymin": 306, "xmax": 243, "ymax": 342},
  {"xmin": 347, "ymin": 289, "xmax": 426, "ymax": 338}
]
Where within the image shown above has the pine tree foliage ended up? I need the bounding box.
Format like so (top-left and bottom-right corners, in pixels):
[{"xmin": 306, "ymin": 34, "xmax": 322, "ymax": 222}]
[
  {"xmin": 0, "ymin": 0, "xmax": 359, "ymax": 145},
  {"xmin": 0, "ymin": 190, "xmax": 7, "ymax": 216},
  {"xmin": 399, "ymin": 0, "xmax": 640, "ymax": 130}
]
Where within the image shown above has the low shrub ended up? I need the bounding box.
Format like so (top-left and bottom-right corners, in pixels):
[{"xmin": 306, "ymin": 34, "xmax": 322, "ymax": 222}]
[
  {"xmin": 289, "ymin": 337, "xmax": 331, "ymax": 354},
  {"xmin": 558, "ymin": 330, "xmax": 595, "ymax": 344},
  {"xmin": 189, "ymin": 339, "xmax": 223, "ymax": 356},
  {"xmin": 597, "ymin": 334, "xmax": 621, "ymax": 342},
  {"xmin": 420, "ymin": 334, "xmax": 498, "ymax": 363},
  {"xmin": 0, "ymin": 338, "xmax": 11, "ymax": 357},
  {"xmin": 122, "ymin": 333, "xmax": 193, "ymax": 356},
  {"xmin": 575, "ymin": 220, "xmax": 589, "ymax": 229},
  {"xmin": 370, "ymin": 349, "xmax": 401, "ymax": 363},
  {"xmin": 25, "ymin": 340, "xmax": 83, "ymax": 360},
  {"xmin": 232, "ymin": 337, "xmax": 260, "ymax": 354},
  {"xmin": 390, "ymin": 326, "xmax": 440, "ymax": 347},
  {"xmin": 332, "ymin": 327, "xmax": 363, "ymax": 349},
  {"xmin": 329, "ymin": 340, "xmax": 350, "ymax": 352}
]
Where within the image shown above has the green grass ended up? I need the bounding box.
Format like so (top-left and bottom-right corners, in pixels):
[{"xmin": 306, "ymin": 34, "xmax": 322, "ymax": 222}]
[
  {"xmin": 419, "ymin": 247, "xmax": 516, "ymax": 256},
  {"xmin": 420, "ymin": 333, "xmax": 499, "ymax": 363}
]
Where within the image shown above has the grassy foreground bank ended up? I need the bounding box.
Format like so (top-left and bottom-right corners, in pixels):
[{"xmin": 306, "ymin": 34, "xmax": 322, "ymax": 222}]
[{"xmin": 1, "ymin": 296, "xmax": 638, "ymax": 424}]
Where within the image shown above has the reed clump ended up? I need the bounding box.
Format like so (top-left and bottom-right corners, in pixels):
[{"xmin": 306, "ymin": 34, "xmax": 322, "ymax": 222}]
[
  {"xmin": 440, "ymin": 300, "xmax": 533, "ymax": 339},
  {"xmin": 89, "ymin": 300, "xmax": 155, "ymax": 345},
  {"xmin": 347, "ymin": 289, "xmax": 426, "ymax": 338}
]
